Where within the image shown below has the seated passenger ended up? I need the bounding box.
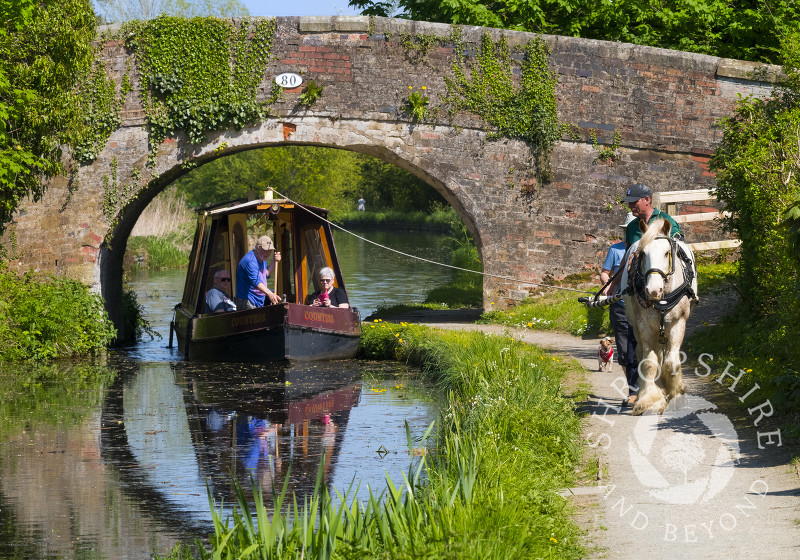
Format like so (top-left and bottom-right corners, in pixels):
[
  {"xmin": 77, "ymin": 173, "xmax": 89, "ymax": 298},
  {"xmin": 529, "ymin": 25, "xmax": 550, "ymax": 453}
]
[
  {"xmin": 234, "ymin": 235, "xmax": 282, "ymax": 310},
  {"xmin": 205, "ymin": 269, "xmax": 237, "ymax": 313},
  {"xmin": 309, "ymin": 267, "xmax": 350, "ymax": 308}
]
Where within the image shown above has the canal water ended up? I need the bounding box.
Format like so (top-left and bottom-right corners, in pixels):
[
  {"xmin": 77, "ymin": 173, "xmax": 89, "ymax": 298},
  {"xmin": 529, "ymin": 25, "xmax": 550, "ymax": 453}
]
[{"xmin": 0, "ymin": 230, "xmax": 453, "ymax": 559}]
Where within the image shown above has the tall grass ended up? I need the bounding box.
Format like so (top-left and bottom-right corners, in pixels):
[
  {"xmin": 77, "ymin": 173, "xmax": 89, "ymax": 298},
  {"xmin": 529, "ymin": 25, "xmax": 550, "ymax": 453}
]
[
  {"xmin": 131, "ymin": 185, "xmax": 194, "ymax": 237},
  {"xmin": 182, "ymin": 323, "xmax": 584, "ymax": 559},
  {"xmin": 127, "ymin": 186, "xmax": 194, "ymax": 270}
]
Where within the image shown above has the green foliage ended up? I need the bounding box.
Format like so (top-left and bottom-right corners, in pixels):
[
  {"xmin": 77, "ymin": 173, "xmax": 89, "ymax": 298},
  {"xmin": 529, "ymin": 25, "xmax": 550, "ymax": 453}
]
[
  {"xmin": 481, "ymin": 289, "xmax": 611, "ymax": 337},
  {"xmin": 175, "ymin": 146, "xmax": 448, "ymax": 217},
  {"xmin": 73, "ymin": 64, "xmax": 123, "ymax": 163},
  {"xmin": 709, "ymin": 31, "xmax": 800, "ymax": 316},
  {"xmin": 404, "ymin": 85, "xmax": 430, "ymax": 121},
  {"xmin": 124, "ymin": 16, "xmax": 276, "ymax": 159},
  {"xmin": 337, "ymin": 207, "xmax": 454, "ymax": 230},
  {"xmin": 0, "ymin": 266, "xmax": 116, "ymax": 361},
  {"xmin": 444, "ymin": 33, "xmax": 560, "ymax": 184},
  {"xmin": 591, "ymin": 129, "xmax": 621, "ymax": 163},
  {"xmin": 0, "ymin": 0, "xmax": 96, "ymax": 233},
  {"xmin": 353, "ymin": 0, "xmax": 800, "ymax": 64},
  {"xmin": 355, "ymin": 154, "xmax": 447, "ymax": 212},
  {"xmin": 120, "ymin": 285, "xmax": 160, "ymax": 345},
  {"xmin": 298, "ymin": 79, "xmax": 324, "ymax": 107}
]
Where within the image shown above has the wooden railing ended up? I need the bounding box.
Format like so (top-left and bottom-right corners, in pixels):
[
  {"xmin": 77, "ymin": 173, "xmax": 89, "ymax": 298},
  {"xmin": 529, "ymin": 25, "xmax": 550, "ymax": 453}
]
[{"xmin": 652, "ymin": 189, "xmax": 740, "ymax": 252}]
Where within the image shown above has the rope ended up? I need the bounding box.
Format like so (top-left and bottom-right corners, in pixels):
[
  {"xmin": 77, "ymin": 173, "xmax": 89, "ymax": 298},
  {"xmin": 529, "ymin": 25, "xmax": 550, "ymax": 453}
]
[{"xmin": 267, "ymin": 188, "xmax": 597, "ymax": 296}]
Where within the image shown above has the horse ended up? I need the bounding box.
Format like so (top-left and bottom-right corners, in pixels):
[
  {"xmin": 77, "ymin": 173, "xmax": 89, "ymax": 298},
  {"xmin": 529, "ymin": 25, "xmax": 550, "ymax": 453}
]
[{"xmin": 619, "ymin": 219, "xmax": 699, "ymax": 415}]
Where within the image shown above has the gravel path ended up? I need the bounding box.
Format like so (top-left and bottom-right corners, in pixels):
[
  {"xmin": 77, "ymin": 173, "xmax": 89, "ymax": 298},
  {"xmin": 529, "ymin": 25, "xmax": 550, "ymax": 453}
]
[{"xmin": 401, "ymin": 293, "xmax": 800, "ymax": 559}]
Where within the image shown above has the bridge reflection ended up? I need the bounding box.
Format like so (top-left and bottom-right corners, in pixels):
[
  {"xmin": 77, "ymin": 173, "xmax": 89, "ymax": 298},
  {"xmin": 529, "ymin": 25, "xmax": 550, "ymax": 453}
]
[{"xmin": 100, "ymin": 361, "xmax": 363, "ymax": 529}]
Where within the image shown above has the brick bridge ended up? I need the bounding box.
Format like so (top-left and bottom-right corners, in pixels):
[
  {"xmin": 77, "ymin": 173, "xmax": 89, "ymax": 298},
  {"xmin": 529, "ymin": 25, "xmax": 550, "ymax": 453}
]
[{"xmin": 4, "ymin": 16, "xmax": 778, "ymax": 339}]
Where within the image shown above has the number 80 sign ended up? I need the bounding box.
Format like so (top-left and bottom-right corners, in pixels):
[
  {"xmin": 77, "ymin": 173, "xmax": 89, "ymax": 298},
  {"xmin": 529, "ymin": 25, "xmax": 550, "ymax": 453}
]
[{"xmin": 275, "ymin": 73, "xmax": 303, "ymax": 88}]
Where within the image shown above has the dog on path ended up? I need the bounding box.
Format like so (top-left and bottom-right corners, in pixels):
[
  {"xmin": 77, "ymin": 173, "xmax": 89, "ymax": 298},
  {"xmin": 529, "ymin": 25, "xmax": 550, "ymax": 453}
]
[{"xmin": 598, "ymin": 336, "xmax": 614, "ymax": 372}]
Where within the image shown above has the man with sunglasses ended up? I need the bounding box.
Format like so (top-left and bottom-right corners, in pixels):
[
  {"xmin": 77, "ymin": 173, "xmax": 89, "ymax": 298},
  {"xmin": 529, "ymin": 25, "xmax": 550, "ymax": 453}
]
[{"xmin": 205, "ymin": 269, "xmax": 237, "ymax": 313}]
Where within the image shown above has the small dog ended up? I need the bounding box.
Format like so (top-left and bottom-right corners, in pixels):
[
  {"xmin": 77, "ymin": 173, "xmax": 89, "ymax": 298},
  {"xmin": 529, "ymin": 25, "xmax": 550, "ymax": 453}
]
[{"xmin": 598, "ymin": 337, "xmax": 614, "ymax": 372}]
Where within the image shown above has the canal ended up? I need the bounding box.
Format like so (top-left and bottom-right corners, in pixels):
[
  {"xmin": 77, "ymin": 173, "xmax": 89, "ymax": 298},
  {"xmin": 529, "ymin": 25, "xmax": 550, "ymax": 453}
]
[{"xmin": 0, "ymin": 230, "xmax": 454, "ymax": 559}]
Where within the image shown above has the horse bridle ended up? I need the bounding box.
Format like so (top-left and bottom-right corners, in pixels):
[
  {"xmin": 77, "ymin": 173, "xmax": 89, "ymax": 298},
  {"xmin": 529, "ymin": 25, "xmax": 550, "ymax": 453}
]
[
  {"xmin": 640, "ymin": 235, "xmax": 677, "ymax": 283},
  {"xmin": 628, "ymin": 235, "xmax": 696, "ymax": 344}
]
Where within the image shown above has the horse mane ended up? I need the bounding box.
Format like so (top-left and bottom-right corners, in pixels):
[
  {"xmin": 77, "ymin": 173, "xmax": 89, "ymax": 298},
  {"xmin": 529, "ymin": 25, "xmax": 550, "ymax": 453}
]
[{"xmin": 638, "ymin": 219, "xmax": 668, "ymax": 250}]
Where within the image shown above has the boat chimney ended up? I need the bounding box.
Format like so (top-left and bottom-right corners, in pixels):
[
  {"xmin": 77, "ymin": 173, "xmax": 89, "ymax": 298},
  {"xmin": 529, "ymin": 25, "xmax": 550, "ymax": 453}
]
[{"xmin": 264, "ymin": 188, "xmax": 273, "ymax": 200}]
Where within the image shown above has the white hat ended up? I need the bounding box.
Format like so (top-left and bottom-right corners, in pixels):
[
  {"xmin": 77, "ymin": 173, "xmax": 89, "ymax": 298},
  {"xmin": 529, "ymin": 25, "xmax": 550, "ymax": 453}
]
[{"xmin": 619, "ymin": 212, "xmax": 636, "ymax": 228}]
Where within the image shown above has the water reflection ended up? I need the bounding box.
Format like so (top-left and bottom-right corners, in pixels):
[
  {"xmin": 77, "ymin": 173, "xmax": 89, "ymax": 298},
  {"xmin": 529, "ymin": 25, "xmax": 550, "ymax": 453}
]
[
  {"xmin": 100, "ymin": 359, "xmax": 435, "ymax": 530},
  {"xmin": 0, "ymin": 229, "xmax": 446, "ymax": 559}
]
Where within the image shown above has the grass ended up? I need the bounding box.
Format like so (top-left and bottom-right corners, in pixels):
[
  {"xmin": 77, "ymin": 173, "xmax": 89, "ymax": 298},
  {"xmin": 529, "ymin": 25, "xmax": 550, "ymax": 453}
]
[
  {"xmin": 126, "ymin": 185, "xmax": 194, "ymax": 271},
  {"xmin": 169, "ymin": 322, "xmax": 585, "ymax": 559},
  {"xmin": 126, "ymin": 233, "xmax": 191, "ymax": 270},
  {"xmin": 480, "ymin": 289, "xmax": 610, "ymax": 337}
]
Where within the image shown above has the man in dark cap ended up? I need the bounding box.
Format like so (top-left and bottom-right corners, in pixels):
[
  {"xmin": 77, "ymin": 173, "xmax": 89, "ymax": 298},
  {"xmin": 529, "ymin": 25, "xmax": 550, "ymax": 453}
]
[{"xmin": 623, "ymin": 183, "xmax": 682, "ymax": 247}]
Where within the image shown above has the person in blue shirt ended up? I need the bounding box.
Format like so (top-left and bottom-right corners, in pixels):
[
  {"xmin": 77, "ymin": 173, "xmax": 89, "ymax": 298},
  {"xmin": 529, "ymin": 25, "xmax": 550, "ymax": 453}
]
[
  {"xmin": 234, "ymin": 235, "xmax": 282, "ymax": 309},
  {"xmin": 623, "ymin": 182, "xmax": 682, "ymax": 247},
  {"xmin": 600, "ymin": 212, "xmax": 639, "ymax": 407}
]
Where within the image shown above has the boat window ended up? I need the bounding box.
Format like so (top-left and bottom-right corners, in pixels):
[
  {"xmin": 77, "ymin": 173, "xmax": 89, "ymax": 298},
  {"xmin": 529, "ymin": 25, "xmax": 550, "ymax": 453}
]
[
  {"xmin": 302, "ymin": 225, "xmax": 331, "ymax": 300},
  {"xmin": 182, "ymin": 214, "xmax": 213, "ymax": 313}
]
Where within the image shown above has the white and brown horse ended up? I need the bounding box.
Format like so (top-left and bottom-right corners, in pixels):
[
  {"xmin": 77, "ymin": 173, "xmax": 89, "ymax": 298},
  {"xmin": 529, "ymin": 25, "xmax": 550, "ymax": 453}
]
[{"xmin": 620, "ymin": 219, "xmax": 699, "ymax": 415}]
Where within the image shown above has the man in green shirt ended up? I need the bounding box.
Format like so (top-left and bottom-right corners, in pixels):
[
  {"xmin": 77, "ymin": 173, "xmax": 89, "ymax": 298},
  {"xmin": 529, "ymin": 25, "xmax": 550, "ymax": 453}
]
[{"xmin": 623, "ymin": 183, "xmax": 683, "ymax": 247}]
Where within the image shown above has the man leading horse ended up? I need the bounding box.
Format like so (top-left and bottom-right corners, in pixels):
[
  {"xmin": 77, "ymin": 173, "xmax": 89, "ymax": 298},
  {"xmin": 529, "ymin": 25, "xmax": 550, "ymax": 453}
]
[{"xmin": 591, "ymin": 183, "xmax": 698, "ymax": 414}]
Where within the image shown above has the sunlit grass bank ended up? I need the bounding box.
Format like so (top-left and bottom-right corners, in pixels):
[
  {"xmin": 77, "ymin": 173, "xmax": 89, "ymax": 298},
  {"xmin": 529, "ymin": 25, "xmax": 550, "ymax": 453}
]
[
  {"xmin": 480, "ymin": 289, "xmax": 610, "ymax": 337},
  {"xmin": 170, "ymin": 322, "xmax": 584, "ymax": 559}
]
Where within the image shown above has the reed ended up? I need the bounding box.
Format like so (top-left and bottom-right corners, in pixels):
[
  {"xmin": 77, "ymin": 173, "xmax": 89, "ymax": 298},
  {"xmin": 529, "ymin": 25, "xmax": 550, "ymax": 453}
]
[
  {"xmin": 131, "ymin": 185, "xmax": 194, "ymax": 237},
  {"xmin": 175, "ymin": 324, "xmax": 584, "ymax": 559}
]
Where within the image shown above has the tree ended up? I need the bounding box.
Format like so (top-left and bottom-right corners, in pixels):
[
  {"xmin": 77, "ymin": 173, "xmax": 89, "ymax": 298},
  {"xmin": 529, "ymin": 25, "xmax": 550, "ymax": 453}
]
[
  {"xmin": 93, "ymin": 0, "xmax": 247, "ymax": 24},
  {"xmin": 709, "ymin": 31, "xmax": 800, "ymax": 314},
  {"xmin": 350, "ymin": 0, "xmax": 800, "ymax": 64},
  {"xmin": 0, "ymin": 0, "xmax": 96, "ymax": 233}
]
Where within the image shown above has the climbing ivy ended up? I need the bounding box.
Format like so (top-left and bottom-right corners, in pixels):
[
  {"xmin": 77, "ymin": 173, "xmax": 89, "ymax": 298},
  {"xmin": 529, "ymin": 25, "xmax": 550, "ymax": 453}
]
[
  {"xmin": 73, "ymin": 64, "xmax": 122, "ymax": 164},
  {"xmin": 123, "ymin": 16, "xmax": 277, "ymax": 163},
  {"xmin": 443, "ymin": 32, "xmax": 560, "ymax": 184}
]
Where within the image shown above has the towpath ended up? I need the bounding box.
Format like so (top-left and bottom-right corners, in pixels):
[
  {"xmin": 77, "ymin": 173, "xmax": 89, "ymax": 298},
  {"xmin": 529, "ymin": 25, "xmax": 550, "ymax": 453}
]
[{"xmin": 386, "ymin": 296, "xmax": 800, "ymax": 559}]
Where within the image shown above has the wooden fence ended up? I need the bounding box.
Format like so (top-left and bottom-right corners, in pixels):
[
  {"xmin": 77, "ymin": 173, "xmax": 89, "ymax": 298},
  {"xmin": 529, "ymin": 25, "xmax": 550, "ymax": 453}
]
[{"xmin": 653, "ymin": 189, "xmax": 740, "ymax": 252}]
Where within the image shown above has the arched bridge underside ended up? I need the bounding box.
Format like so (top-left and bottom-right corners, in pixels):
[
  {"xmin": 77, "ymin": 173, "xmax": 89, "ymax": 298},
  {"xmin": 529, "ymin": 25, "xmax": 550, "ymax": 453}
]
[{"xmin": 4, "ymin": 16, "xmax": 778, "ymax": 339}]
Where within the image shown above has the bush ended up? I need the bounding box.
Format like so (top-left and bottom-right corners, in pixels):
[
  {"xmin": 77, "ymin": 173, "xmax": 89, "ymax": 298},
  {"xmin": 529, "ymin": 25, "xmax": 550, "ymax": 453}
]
[{"xmin": 0, "ymin": 266, "xmax": 116, "ymax": 360}]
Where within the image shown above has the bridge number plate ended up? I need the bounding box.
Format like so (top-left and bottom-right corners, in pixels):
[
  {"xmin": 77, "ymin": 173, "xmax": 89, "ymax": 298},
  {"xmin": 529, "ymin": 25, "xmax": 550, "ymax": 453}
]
[{"xmin": 275, "ymin": 73, "xmax": 303, "ymax": 88}]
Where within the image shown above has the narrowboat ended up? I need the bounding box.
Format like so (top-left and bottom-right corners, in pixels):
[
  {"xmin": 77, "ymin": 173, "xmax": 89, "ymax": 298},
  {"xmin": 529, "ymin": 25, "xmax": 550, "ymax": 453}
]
[{"xmin": 172, "ymin": 192, "xmax": 361, "ymax": 362}]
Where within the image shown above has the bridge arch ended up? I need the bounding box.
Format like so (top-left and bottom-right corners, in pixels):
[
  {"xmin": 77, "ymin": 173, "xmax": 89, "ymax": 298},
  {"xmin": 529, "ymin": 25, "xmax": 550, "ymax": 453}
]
[
  {"xmin": 3, "ymin": 16, "xmax": 779, "ymax": 340},
  {"xmin": 101, "ymin": 130, "xmax": 485, "ymax": 339}
]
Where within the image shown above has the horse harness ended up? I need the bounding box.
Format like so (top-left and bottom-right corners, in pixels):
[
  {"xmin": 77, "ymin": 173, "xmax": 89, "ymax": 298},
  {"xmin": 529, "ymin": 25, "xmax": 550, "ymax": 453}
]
[{"xmin": 625, "ymin": 236, "xmax": 696, "ymax": 345}]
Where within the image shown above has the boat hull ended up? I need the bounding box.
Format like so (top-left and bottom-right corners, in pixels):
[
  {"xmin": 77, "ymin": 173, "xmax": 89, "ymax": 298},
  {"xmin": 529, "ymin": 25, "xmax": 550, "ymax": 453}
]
[{"xmin": 174, "ymin": 303, "xmax": 361, "ymax": 362}]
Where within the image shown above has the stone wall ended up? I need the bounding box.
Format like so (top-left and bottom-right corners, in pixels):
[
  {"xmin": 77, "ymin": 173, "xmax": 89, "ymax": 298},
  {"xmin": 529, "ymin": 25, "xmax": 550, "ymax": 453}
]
[{"xmin": 3, "ymin": 16, "xmax": 779, "ymax": 336}]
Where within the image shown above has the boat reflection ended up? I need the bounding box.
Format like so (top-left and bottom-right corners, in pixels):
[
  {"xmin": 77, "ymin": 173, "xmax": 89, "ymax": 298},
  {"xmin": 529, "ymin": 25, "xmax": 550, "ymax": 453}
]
[
  {"xmin": 184, "ymin": 361, "xmax": 361, "ymax": 503},
  {"xmin": 100, "ymin": 360, "xmax": 363, "ymax": 527}
]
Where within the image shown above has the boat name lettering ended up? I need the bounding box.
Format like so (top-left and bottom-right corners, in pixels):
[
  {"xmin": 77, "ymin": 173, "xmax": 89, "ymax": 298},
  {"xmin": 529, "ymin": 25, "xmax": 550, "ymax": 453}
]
[
  {"xmin": 231, "ymin": 312, "xmax": 265, "ymax": 327},
  {"xmin": 304, "ymin": 310, "xmax": 334, "ymax": 324}
]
